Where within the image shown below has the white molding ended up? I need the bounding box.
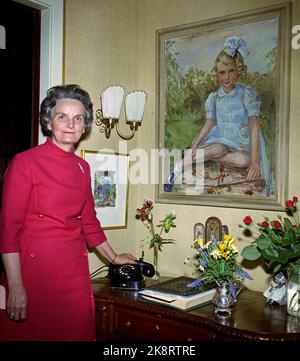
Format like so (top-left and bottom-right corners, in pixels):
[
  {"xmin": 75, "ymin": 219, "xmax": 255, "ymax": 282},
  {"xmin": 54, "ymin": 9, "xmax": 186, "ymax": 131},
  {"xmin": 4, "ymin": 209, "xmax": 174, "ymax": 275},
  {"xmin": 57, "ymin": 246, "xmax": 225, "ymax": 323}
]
[
  {"xmin": 14, "ymin": 0, "xmax": 64, "ymax": 144},
  {"xmin": 0, "ymin": 25, "xmax": 6, "ymax": 49}
]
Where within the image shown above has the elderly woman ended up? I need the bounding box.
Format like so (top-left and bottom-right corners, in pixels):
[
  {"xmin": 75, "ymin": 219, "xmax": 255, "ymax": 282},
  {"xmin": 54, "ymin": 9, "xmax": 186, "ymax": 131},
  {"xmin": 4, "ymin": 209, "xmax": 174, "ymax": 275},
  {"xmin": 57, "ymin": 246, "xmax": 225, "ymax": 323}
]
[{"xmin": 0, "ymin": 84, "xmax": 136, "ymax": 340}]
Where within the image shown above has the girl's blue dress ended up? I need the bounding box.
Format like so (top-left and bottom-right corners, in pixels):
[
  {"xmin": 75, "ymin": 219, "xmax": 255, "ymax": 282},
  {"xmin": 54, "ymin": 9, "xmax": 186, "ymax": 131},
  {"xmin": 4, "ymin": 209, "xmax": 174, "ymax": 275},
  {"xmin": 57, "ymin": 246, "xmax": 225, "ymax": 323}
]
[{"xmin": 200, "ymin": 84, "xmax": 270, "ymax": 195}]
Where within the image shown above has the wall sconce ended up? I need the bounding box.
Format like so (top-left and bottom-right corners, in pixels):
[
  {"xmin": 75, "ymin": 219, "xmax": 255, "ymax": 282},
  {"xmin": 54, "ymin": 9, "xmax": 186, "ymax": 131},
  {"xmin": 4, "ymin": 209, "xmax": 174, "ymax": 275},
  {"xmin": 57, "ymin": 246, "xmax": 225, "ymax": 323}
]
[{"xmin": 95, "ymin": 85, "xmax": 147, "ymax": 140}]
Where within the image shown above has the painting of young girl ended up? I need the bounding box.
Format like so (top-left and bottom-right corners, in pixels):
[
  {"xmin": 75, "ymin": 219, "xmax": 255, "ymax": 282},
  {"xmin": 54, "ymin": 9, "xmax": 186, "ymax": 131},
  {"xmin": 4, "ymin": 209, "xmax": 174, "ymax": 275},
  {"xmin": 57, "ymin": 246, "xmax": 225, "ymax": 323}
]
[
  {"xmin": 156, "ymin": 4, "xmax": 291, "ymax": 209},
  {"xmin": 164, "ymin": 36, "xmax": 270, "ymax": 196}
]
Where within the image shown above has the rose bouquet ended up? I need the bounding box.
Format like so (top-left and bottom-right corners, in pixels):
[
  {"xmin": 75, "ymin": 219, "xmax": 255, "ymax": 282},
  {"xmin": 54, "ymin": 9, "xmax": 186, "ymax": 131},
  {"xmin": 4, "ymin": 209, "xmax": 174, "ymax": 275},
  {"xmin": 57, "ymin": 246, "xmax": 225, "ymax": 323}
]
[{"xmin": 241, "ymin": 196, "xmax": 300, "ymax": 274}]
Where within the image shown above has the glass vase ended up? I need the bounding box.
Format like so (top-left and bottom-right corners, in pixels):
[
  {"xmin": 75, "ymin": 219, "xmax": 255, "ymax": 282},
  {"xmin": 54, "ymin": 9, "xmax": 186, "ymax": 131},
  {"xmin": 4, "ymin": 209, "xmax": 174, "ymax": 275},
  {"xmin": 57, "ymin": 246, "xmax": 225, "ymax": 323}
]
[
  {"xmin": 287, "ymin": 266, "xmax": 300, "ymax": 317},
  {"xmin": 212, "ymin": 283, "xmax": 235, "ymax": 315},
  {"xmin": 152, "ymin": 245, "xmax": 160, "ymax": 280}
]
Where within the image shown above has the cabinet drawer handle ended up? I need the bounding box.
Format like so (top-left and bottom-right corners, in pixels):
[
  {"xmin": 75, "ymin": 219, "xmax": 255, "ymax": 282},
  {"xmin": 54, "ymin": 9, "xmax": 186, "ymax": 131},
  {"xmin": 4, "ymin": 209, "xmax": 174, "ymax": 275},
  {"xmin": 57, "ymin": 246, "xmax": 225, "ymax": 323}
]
[
  {"xmin": 155, "ymin": 324, "xmax": 160, "ymax": 330},
  {"xmin": 125, "ymin": 321, "xmax": 131, "ymax": 328}
]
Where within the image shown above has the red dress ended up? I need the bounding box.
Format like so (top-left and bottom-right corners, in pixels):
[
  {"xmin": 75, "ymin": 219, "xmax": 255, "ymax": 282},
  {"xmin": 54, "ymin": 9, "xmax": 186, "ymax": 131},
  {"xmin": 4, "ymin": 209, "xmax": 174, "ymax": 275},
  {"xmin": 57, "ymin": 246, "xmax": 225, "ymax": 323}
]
[{"xmin": 0, "ymin": 138, "xmax": 106, "ymax": 340}]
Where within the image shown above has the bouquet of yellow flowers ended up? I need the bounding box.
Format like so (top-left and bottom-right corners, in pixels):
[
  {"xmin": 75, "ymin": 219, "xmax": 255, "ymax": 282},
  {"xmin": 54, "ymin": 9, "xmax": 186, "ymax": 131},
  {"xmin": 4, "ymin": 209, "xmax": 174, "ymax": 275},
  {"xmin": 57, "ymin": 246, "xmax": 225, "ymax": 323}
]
[{"xmin": 186, "ymin": 234, "xmax": 252, "ymax": 295}]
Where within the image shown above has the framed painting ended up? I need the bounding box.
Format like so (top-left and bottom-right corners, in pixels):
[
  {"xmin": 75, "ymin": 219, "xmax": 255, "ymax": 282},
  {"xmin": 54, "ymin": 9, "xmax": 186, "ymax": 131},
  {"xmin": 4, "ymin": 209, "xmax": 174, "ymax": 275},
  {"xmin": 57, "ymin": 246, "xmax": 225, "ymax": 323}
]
[
  {"xmin": 155, "ymin": 3, "xmax": 291, "ymax": 210},
  {"xmin": 81, "ymin": 150, "xmax": 129, "ymax": 229}
]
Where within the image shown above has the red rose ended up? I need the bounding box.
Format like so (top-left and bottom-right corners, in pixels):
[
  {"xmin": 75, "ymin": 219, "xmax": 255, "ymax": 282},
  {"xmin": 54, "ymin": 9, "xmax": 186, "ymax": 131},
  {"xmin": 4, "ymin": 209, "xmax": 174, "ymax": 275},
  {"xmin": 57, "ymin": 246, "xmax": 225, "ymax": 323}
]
[
  {"xmin": 286, "ymin": 200, "xmax": 294, "ymax": 209},
  {"xmin": 261, "ymin": 221, "xmax": 269, "ymax": 229},
  {"xmin": 293, "ymin": 196, "xmax": 298, "ymax": 203},
  {"xmin": 243, "ymin": 216, "xmax": 253, "ymax": 225},
  {"xmin": 273, "ymin": 220, "xmax": 282, "ymax": 229}
]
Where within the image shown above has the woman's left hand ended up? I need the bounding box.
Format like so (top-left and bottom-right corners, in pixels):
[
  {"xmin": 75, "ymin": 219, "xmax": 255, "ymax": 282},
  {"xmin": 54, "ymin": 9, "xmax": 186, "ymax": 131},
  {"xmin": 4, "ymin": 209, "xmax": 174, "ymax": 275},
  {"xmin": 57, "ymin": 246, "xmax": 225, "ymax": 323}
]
[
  {"xmin": 113, "ymin": 253, "xmax": 137, "ymax": 265},
  {"xmin": 247, "ymin": 163, "xmax": 261, "ymax": 181}
]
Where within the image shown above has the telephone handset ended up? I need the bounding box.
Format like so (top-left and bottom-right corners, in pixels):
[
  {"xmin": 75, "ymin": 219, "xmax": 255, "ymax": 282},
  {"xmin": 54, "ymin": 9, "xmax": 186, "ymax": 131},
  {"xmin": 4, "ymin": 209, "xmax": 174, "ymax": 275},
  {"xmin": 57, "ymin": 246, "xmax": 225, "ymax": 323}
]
[{"xmin": 108, "ymin": 260, "xmax": 155, "ymax": 290}]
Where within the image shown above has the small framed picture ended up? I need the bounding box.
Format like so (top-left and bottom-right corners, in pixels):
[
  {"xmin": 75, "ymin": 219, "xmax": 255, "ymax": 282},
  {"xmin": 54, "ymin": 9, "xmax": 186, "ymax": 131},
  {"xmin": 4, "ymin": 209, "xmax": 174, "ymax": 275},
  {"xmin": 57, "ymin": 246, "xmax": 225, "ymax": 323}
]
[{"xmin": 81, "ymin": 150, "xmax": 129, "ymax": 229}]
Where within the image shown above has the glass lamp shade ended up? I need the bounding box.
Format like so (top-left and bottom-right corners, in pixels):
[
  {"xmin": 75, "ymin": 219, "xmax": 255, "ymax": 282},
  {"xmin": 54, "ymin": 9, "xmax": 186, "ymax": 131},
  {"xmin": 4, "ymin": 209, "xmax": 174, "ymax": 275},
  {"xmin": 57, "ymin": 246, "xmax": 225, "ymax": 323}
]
[
  {"xmin": 101, "ymin": 85, "xmax": 124, "ymax": 119},
  {"xmin": 125, "ymin": 90, "xmax": 147, "ymax": 122}
]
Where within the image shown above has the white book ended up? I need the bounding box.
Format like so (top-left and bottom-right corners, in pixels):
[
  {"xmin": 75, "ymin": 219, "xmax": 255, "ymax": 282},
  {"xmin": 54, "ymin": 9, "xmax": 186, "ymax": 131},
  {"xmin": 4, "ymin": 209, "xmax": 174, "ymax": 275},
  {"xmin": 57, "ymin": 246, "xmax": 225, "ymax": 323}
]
[{"xmin": 139, "ymin": 287, "xmax": 215, "ymax": 311}]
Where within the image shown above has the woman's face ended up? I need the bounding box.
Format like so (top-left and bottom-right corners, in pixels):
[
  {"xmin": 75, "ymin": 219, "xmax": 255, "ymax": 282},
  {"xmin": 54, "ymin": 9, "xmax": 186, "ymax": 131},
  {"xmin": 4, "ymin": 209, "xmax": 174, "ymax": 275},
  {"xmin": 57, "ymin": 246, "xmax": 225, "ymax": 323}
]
[
  {"xmin": 48, "ymin": 98, "xmax": 85, "ymax": 151},
  {"xmin": 216, "ymin": 62, "xmax": 238, "ymax": 93}
]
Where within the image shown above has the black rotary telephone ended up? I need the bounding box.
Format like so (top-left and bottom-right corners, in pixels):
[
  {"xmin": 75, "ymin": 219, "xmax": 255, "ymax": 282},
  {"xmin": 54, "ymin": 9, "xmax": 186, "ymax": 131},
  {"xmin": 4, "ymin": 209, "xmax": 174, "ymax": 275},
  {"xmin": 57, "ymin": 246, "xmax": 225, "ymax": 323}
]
[{"xmin": 108, "ymin": 259, "xmax": 155, "ymax": 290}]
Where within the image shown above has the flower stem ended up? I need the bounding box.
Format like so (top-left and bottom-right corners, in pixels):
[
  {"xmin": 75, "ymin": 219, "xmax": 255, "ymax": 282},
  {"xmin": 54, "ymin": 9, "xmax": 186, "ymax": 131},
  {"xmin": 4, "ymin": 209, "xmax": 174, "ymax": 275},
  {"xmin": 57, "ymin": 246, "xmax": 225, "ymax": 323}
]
[
  {"xmin": 149, "ymin": 212, "xmax": 156, "ymax": 237},
  {"xmin": 153, "ymin": 244, "xmax": 159, "ymax": 277}
]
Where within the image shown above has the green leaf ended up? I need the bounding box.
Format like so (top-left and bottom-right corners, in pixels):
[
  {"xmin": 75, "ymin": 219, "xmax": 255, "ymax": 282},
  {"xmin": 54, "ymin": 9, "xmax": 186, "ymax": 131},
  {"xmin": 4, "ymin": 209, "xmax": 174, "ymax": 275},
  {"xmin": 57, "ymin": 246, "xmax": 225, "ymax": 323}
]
[
  {"xmin": 261, "ymin": 247, "xmax": 279, "ymax": 258},
  {"xmin": 273, "ymin": 264, "xmax": 282, "ymax": 273},
  {"xmin": 293, "ymin": 258, "xmax": 300, "ymax": 268},
  {"xmin": 291, "ymin": 243, "xmax": 300, "ymax": 253},
  {"xmin": 282, "ymin": 233, "xmax": 292, "ymax": 246},
  {"xmin": 283, "ymin": 217, "xmax": 293, "ymax": 230},
  {"xmin": 269, "ymin": 232, "xmax": 283, "ymax": 244},
  {"xmin": 241, "ymin": 245, "xmax": 261, "ymax": 260},
  {"xmin": 161, "ymin": 238, "xmax": 176, "ymax": 244},
  {"xmin": 256, "ymin": 238, "xmax": 272, "ymax": 250},
  {"xmin": 278, "ymin": 250, "xmax": 291, "ymax": 264},
  {"xmin": 267, "ymin": 257, "xmax": 280, "ymax": 267},
  {"xmin": 289, "ymin": 229, "xmax": 297, "ymax": 243}
]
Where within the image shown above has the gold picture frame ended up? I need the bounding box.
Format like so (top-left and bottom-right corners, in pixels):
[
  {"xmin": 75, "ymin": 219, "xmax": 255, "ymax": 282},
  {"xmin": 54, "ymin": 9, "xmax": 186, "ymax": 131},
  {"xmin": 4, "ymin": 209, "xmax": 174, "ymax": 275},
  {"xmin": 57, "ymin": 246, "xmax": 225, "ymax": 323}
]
[
  {"xmin": 155, "ymin": 3, "xmax": 291, "ymax": 210},
  {"xmin": 81, "ymin": 150, "xmax": 129, "ymax": 230}
]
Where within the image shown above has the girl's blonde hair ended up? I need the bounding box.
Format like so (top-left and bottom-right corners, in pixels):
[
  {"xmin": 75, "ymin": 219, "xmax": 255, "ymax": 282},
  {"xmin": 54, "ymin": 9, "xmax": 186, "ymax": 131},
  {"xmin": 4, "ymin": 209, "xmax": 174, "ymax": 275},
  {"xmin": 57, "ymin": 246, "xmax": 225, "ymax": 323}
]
[{"xmin": 211, "ymin": 50, "xmax": 247, "ymax": 84}]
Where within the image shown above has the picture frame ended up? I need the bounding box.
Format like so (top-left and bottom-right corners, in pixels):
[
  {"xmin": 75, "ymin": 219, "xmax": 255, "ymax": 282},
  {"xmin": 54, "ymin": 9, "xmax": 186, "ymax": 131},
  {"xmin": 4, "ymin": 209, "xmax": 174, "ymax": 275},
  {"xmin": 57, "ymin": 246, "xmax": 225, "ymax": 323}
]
[
  {"xmin": 155, "ymin": 3, "xmax": 291, "ymax": 210},
  {"xmin": 81, "ymin": 150, "xmax": 129, "ymax": 229}
]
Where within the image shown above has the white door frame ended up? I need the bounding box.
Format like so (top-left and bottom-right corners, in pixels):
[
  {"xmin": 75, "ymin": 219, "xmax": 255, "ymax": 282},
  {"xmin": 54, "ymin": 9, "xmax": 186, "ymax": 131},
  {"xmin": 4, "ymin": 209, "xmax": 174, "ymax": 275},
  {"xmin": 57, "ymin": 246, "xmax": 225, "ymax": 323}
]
[{"xmin": 14, "ymin": 0, "xmax": 64, "ymax": 144}]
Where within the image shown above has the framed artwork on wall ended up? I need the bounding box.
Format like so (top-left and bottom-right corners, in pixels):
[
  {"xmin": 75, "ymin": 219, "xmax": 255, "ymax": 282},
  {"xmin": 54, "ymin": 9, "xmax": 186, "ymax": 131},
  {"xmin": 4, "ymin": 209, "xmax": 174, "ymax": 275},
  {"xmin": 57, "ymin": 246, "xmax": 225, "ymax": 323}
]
[
  {"xmin": 155, "ymin": 3, "xmax": 291, "ymax": 210},
  {"xmin": 81, "ymin": 150, "xmax": 129, "ymax": 229}
]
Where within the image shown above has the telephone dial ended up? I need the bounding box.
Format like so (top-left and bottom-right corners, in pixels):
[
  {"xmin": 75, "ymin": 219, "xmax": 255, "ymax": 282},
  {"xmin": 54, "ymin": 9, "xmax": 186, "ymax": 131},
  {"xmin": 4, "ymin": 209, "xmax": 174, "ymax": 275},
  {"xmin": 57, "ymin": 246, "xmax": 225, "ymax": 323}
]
[{"xmin": 108, "ymin": 259, "xmax": 155, "ymax": 290}]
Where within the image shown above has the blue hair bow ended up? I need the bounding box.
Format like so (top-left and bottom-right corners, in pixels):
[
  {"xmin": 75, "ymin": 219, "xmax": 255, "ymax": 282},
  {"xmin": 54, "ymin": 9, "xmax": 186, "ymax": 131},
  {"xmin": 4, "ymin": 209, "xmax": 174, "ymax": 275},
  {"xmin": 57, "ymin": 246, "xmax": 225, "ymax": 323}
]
[{"xmin": 223, "ymin": 36, "xmax": 249, "ymax": 58}]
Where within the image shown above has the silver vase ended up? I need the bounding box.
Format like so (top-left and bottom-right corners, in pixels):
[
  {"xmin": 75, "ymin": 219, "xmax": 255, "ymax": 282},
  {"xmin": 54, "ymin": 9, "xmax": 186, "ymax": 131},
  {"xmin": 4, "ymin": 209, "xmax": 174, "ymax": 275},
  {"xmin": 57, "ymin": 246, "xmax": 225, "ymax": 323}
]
[{"xmin": 212, "ymin": 283, "xmax": 235, "ymax": 315}]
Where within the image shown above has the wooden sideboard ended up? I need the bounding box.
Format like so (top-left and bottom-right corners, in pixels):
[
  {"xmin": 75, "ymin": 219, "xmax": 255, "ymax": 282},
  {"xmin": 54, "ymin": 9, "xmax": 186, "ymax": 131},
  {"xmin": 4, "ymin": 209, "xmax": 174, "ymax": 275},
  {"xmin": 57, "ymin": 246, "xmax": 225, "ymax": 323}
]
[{"xmin": 92, "ymin": 277, "xmax": 300, "ymax": 342}]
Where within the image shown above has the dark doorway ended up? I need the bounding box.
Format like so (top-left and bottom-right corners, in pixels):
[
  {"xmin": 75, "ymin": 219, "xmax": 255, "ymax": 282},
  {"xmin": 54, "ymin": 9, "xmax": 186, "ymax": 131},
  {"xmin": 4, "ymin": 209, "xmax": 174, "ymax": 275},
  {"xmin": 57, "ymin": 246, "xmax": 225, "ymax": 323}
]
[
  {"xmin": 0, "ymin": 0, "xmax": 41, "ymax": 274},
  {"xmin": 0, "ymin": 0, "xmax": 40, "ymax": 179}
]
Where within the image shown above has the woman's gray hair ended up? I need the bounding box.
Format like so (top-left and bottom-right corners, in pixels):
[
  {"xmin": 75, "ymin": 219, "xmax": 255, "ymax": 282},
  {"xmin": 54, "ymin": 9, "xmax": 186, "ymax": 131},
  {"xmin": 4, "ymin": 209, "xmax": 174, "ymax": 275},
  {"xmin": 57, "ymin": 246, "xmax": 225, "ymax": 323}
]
[{"xmin": 40, "ymin": 84, "xmax": 93, "ymax": 136}]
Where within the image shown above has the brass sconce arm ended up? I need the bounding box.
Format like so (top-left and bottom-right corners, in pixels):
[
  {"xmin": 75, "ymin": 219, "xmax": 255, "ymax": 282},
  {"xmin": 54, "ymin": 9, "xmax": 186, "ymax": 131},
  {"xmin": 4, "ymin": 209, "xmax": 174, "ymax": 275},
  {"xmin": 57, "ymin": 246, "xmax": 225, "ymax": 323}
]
[
  {"xmin": 116, "ymin": 121, "xmax": 139, "ymax": 140},
  {"xmin": 95, "ymin": 109, "xmax": 140, "ymax": 140}
]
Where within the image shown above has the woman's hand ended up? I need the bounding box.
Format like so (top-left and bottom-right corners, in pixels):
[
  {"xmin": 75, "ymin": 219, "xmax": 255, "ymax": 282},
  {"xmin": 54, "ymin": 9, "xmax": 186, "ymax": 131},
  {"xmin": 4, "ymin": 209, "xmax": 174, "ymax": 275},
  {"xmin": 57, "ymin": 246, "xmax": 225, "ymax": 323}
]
[
  {"xmin": 7, "ymin": 284, "xmax": 27, "ymax": 321},
  {"xmin": 2, "ymin": 253, "xmax": 27, "ymax": 321},
  {"xmin": 247, "ymin": 163, "xmax": 261, "ymax": 181},
  {"xmin": 113, "ymin": 253, "xmax": 137, "ymax": 265},
  {"xmin": 94, "ymin": 241, "xmax": 137, "ymax": 266}
]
